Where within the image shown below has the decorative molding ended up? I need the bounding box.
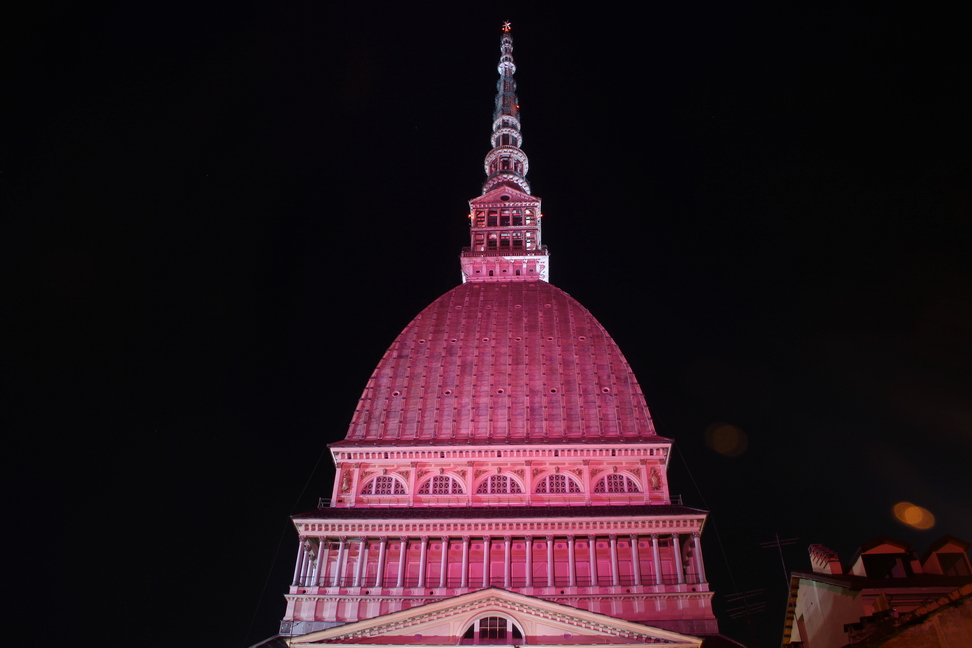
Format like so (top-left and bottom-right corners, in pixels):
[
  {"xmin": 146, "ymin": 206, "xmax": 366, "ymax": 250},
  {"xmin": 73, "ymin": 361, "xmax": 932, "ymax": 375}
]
[
  {"xmin": 649, "ymin": 467, "xmax": 661, "ymax": 491},
  {"xmin": 296, "ymin": 517, "xmax": 703, "ymax": 536},
  {"xmin": 294, "ymin": 594, "xmax": 696, "ymax": 644}
]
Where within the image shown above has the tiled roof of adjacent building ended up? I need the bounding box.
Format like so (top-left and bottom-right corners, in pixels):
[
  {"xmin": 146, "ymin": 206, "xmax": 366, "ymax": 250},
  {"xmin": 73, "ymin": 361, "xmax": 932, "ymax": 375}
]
[{"xmin": 338, "ymin": 281, "xmax": 657, "ymax": 445}]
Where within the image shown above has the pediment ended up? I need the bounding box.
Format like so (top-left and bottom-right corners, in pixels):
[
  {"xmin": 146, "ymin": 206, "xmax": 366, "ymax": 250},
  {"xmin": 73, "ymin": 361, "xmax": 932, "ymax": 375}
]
[
  {"xmin": 289, "ymin": 588, "xmax": 701, "ymax": 647},
  {"xmin": 470, "ymin": 186, "xmax": 538, "ymax": 207}
]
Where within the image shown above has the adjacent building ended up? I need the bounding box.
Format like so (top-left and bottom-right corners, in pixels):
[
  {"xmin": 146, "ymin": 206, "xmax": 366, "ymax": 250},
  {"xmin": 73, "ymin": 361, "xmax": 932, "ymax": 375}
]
[{"xmin": 782, "ymin": 536, "xmax": 972, "ymax": 648}]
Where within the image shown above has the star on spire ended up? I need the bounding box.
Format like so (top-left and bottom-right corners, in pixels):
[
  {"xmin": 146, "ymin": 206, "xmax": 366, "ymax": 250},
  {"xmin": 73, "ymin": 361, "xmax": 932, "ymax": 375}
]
[{"xmin": 502, "ymin": 21, "xmax": 511, "ymax": 32}]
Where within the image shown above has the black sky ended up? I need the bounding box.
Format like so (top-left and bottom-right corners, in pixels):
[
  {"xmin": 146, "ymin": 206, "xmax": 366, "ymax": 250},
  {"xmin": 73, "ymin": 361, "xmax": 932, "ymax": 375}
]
[{"xmin": 5, "ymin": 4, "xmax": 971, "ymax": 648}]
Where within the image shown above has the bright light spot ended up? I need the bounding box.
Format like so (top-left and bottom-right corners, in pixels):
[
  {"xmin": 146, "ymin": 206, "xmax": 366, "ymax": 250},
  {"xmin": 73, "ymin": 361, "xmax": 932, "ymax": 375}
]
[
  {"xmin": 893, "ymin": 501, "xmax": 935, "ymax": 530},
  {"xmin": 704, "ymin": 422, "xmax": 748, "ymax": 457}
]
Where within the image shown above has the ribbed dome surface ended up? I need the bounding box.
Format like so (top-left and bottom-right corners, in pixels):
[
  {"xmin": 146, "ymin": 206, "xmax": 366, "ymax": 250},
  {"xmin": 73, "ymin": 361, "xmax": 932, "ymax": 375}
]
[{"xmin": 338, "ymin": 281, "xmax": 658, "ymax": 445}]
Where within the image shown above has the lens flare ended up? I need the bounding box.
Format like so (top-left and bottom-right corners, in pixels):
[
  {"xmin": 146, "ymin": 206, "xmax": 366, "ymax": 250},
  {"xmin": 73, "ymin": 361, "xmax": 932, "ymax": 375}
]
[
  {"xmin": 704, "ymin": 422, "xmax": 748, "ymax": 457},
  {"xmin": 893, "ymin": 501, "xmax": 935, "ymax": 530}
]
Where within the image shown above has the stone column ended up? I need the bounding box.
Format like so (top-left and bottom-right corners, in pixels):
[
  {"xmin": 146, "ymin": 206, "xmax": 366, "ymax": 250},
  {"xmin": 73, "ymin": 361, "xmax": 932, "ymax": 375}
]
[
  {"xmin": 524, "ymin": 536, "xmax": 533, "ymax": 587},
  {"xmin": 333, "ymin": 537, "xmax": 348, "ymax": 587},
  {"xmin": 693, "ymin": 532, "xmax": 706, "ymax": 583},
  {"xmin": 460, "ymin": 536, "xmax": 470, "ymax": 588},
  {"xmin": 609, "ymin": 534, "xmax": 620, "ymax": 586},
  {"xmin": 638, "ymin": 459, "xmax": 650, "ymax": 501},
  {"xmin": 439, "ymin": 537, "xmax": 449, "ymax": 588},
  {"xmin": 375, "ymin": 537, "xmax": 388, "ymax": 587},
  {"xmin": 396, "ymin": 537, "xmax": 408, "ymax": 588},
  {"xmin": 348, "ymin": 463, "xmax": 362, "ymax": 506},
  {"xmin": 417, "ymin": 536, "xmax": 429, "ymax": 588},
  {"xmin": 524, "ymin": 461, "xmax": 533, "ymax": 505},
  {"xmin": 567, "ymin": 535, "xmax": 576, "ymax": 587},
  {"xmin": 629, "ymin": 535, "xmax": 641, "ymax": 586},
  {"xmin": 672, "ymin": 532, "xmax": 684, "ymax": 584},
  {"xmin": 313, "ymin": 539, "xmax": 329, "ymax": 587},
  {"xmin": 482, "ymin": 537, "xmax": 491, "ymax": 588},
  {"xmin": 504, "ymin": 536, "xmax": 512, "ymax": 588},
  {"xmin": 292, "ymin": 539, "xmax": 306, "ymax": 586},
  {"xmin": 546, "ymin": 536, "xmax": 555, "ymax": 587},
  {"xmin": 588, "ymin": 535, "xmax": 598, "ymax": 586},
  {"xmin": 651, "ymin": 533, "xmax": 662, "ymax": 585},
  {"xmin": 298, "ymin": 540, "xmax": 312, "ymax": 586},
  {"xmin": 354, "ymin": 538, "xmax": 369, "ymax": 587}
]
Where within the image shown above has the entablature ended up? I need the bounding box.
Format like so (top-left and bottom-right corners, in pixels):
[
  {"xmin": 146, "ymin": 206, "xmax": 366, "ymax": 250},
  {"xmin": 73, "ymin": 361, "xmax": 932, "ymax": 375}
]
[{"xmin": 294, "ymin": 514, "xmax": 705, "ymax": 538}]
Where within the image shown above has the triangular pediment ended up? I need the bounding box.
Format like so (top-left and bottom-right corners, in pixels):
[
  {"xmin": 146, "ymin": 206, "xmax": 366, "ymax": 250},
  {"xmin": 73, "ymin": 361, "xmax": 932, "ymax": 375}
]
[
  {"xmin": 288, "ymin": 588, "xmax": 702, "ymax": 647},
  {"xmin": 470, "ymin": 186, "xmax": 538, "ymax": 207}
]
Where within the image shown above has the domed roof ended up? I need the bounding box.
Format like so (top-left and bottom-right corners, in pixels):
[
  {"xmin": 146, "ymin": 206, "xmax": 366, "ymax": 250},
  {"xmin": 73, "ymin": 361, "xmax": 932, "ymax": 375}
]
[{"xmin": 335, "ymin": 281, "xmax": 661, "ymax": 446}]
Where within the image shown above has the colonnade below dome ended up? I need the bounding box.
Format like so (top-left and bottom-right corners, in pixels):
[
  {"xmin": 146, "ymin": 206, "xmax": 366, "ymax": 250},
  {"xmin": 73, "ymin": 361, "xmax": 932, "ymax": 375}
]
[
  {"xmin": 283, "ymin": 531, "xmax": 714, "ymax": 634},
  {"xmin": 292, "ymin": 532, "xmax": 706, "ymax": 591}
]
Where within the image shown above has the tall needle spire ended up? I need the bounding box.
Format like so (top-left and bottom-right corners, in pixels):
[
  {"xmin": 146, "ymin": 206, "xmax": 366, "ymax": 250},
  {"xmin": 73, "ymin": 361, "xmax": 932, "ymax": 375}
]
[{"xmin": 461, "ymin": 22, "xmax": 549, "ymax": 283}]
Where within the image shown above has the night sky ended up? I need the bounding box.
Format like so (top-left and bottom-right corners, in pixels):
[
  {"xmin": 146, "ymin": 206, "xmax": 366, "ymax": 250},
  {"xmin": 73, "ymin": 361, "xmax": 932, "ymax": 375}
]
[{"xmin": 5, "ymin": 4, "xmax": 970, "ymax": 648}]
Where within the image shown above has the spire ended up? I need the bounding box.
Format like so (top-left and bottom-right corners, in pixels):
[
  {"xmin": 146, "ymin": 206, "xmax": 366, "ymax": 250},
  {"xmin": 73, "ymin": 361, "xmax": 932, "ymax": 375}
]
[
  {"xmin": 483, "ymin": 22, "xmax": 530, "ymax": 195},
  {"xmin": 460, "ymin": 23, "xmax": 549, "ymax": 283}
]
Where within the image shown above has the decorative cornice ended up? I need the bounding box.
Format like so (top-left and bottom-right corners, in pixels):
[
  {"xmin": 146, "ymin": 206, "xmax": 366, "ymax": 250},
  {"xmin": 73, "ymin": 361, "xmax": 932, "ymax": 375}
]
[{"xmin": 296, "ymin": 516, "xmax": 703, "ymax": 537}]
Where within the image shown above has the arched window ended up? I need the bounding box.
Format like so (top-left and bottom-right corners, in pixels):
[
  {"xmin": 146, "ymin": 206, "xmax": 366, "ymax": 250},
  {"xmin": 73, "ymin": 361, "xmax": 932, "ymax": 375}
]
[
  {"xmin": 360, "ymin": 475, "xmax": 406, "ymax": 495},
  {"xmin": 593, "ymin": 473, "xmax": 641, "ymax": 493},
  {"xmin": 418, "ymin": 475, "xmax": 464, "ymax": 495},
  {"xmin": 461, "ymin": 616, "xmax": 523, "ymax": 644},
  {"xmin": 535, "ymin": 473, "xmax": 582, "ymax": 494},
  {"xmin": 476, "ymin": 474, "xmax": 522, "ymax": 494}
]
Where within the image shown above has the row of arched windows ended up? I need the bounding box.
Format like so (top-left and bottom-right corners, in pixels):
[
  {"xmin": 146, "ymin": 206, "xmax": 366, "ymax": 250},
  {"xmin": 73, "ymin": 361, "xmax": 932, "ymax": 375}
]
[{"xmin": 359, "ymin": 473, "xmax": 641, "ymax": 495}]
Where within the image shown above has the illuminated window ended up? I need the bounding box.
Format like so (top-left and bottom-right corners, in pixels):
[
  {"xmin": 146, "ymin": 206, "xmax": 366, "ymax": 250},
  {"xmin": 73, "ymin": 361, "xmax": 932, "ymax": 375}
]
[
  {"xmin": 462, "ymin": 616, "xmax": 523, "ymax": 644},
  {"xmin": 535, "ymin": 474, "xmax": 582, "ymax": 494},
  {"xmin": 418, "ymin": 475, "xmax": 464, "ymax": 495},
  {"xmin": 361, "ymin": 476, "xmax": 406, "ymax": 495},
  {"xmin": 476, "ymin": 474, "xmax": 522, "ymax": 494},
  {"xmin": 593, "ymin": 474, "xmax": 641, "ymax": 493}
]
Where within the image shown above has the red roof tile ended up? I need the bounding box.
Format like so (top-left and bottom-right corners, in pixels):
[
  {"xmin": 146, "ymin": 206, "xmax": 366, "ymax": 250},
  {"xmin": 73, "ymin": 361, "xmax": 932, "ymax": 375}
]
[{"xmin": 342, "ymin": 281, "xmax": 657, "ymax": 444}]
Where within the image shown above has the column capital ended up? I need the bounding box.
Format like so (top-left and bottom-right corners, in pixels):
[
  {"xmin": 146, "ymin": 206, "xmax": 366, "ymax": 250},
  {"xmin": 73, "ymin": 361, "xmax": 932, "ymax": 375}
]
[
  {"xmin": 504, "ymin": 535, "xmax": 512, "ymax": 542},
  {"xmin": 379, "ymin": 536, "xmax": 388, "ymax": 542},
  {"xmin": 546, "ymin": 535, "xmax": 555, "ymax": 542},
  {"xmin": 588, "ymin": 535, "xmax": 597, "ymax": 542},
  {"xmin": 650, "ymin": 532, "xmax": 659, "ymax": 540},
  {"xmin": 609, "ymin": 534, "xmax": 618, "ymax": 541},
  {"xmin": 629, "ymin": 533, "xmax": 639, "ymax": 541},
  {"xmin": 692, "ymin": 531, "xmax": 701, "ymax": 539},
  {"xmin": 421, "ymin": 535, "xmax": 429, "ymax": 542},
  {"xmin": 462, "ymin": 535, "xmax": 471, "ymax": 542}
]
